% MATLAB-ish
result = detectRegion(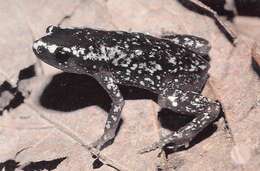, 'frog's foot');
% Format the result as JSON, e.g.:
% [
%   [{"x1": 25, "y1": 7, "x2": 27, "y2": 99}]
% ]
[
  {"x1": 138, "y1": 142, "x2": 161, "y2": 154},
  {"x1": 141, "y1": 89, "x2": 221, "y2": 154},
  {"x1": 89, "y1": 138, "x2": 104, "y2": 152},
  {"x1": 139, "y1": 133, "x2": 192, "y2": 154},
  {"x1": 89, "y1": 129, "x2": 116, "y2": 151}
]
